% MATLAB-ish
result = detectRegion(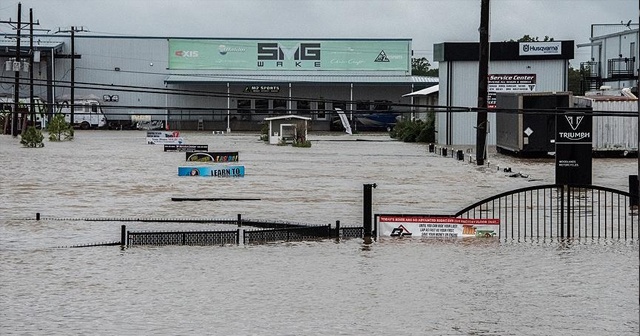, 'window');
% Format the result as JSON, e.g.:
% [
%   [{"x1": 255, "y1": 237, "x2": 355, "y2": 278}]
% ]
[
  {"x1": 297, "y1": 100, "x2": 310, "y2": 116},
  {"x1": 255, "y1": 99, "x2": 268, "y2": 118},
  {"x1": 237, "y1": 99, "x2": 251, "y2": 121},
  {"x1": 316, "y1": 101, "x2": 327, "y2": 120},
  {"x1": 273, "y1": 99, "x2": 287, "y2": 115},
  {"x1": 356, "y1": 101, "x2": 371, "y2": 112},
  {"x1": 373, "y1": 100, "x2": 391, "y2": 111},
  {"x1": 91, "y1": 103, "x2": 98, "y2": 113}
]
